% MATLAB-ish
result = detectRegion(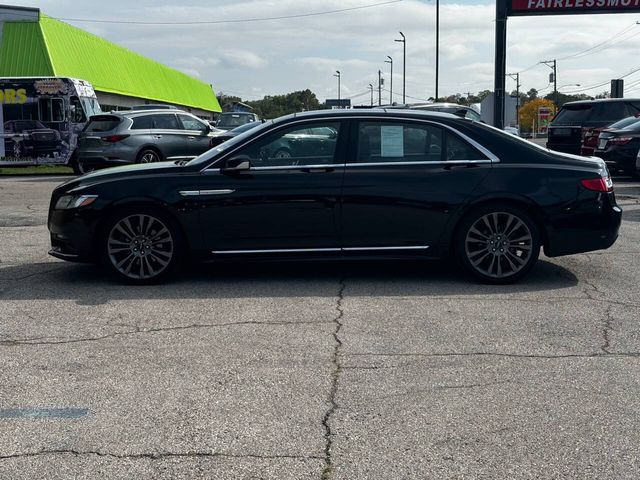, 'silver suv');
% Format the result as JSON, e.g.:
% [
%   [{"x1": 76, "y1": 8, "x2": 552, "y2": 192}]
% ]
[{"x1": 74, "y1": 110, "x2": 216, "y2": 173}]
